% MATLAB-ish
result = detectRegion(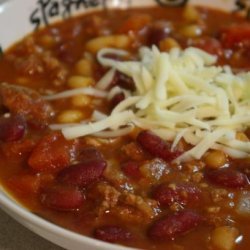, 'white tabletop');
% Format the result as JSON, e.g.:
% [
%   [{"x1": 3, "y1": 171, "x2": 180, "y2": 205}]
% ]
[{"x1": 0, "y1": 209, "x2": 63, "y2": 250}]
